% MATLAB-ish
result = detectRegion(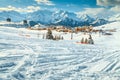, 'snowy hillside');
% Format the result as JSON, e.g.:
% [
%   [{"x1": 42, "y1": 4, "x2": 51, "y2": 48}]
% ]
[{"x1": 0, "y1": 21, "x2": 120, "y2": 80}]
